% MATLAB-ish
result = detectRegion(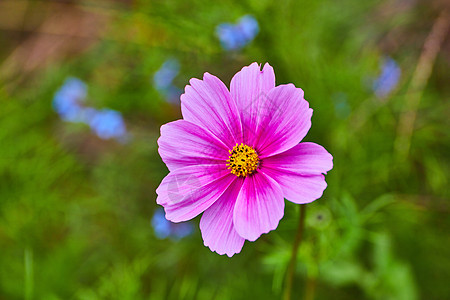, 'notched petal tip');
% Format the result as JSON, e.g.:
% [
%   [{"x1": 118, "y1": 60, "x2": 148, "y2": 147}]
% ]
[
  {"x1": 155, "y1": 195, "x2": 164, "y2": 205},
  {"x1": 239, "y1": 62, "x2": 265, "y2": 73},
  {"x1": 262, "y1": 62, "x2": 273, "y2": 69},
  {"x1": 155, "y1": 190, "x2": 168, "y2": 206},
  {"x1": 188, "y1": 77, "x2": 202, "y2": 87},
  {"x1": 249, "y1": 61, "x2": 260, "y2": 68},
  {"x1": 203, "y1": 241, "x2": 243, "y2": 257},
  {"x1": 250, "y1": 62, "x2": 274, "y2": 73},
  {"x1": 202, "y1": 72, "x2": 215, "y2": 81},
  {"x1": 297, "y1": 87, "x2": 306, "y2": 99},
  {"x1": 243, "y1": 220, "x2": 282, "y2": 242},
  {"x1": 180, "y1": 84, "x2": 193, "y2": 102}
]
